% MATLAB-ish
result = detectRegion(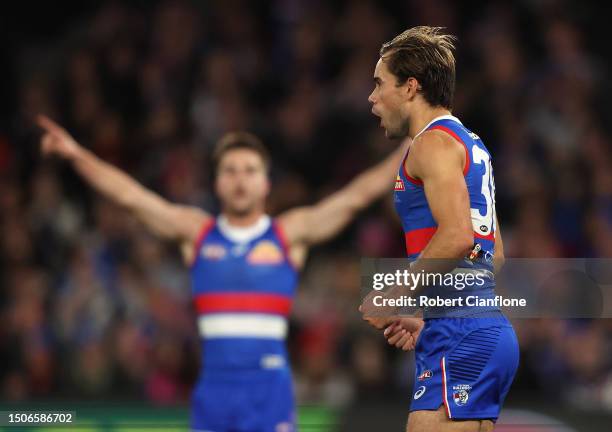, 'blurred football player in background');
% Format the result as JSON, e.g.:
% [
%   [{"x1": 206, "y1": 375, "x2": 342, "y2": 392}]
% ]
[{"x1": 39, "y1": 116, "x2": 403, "y2": 432}]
